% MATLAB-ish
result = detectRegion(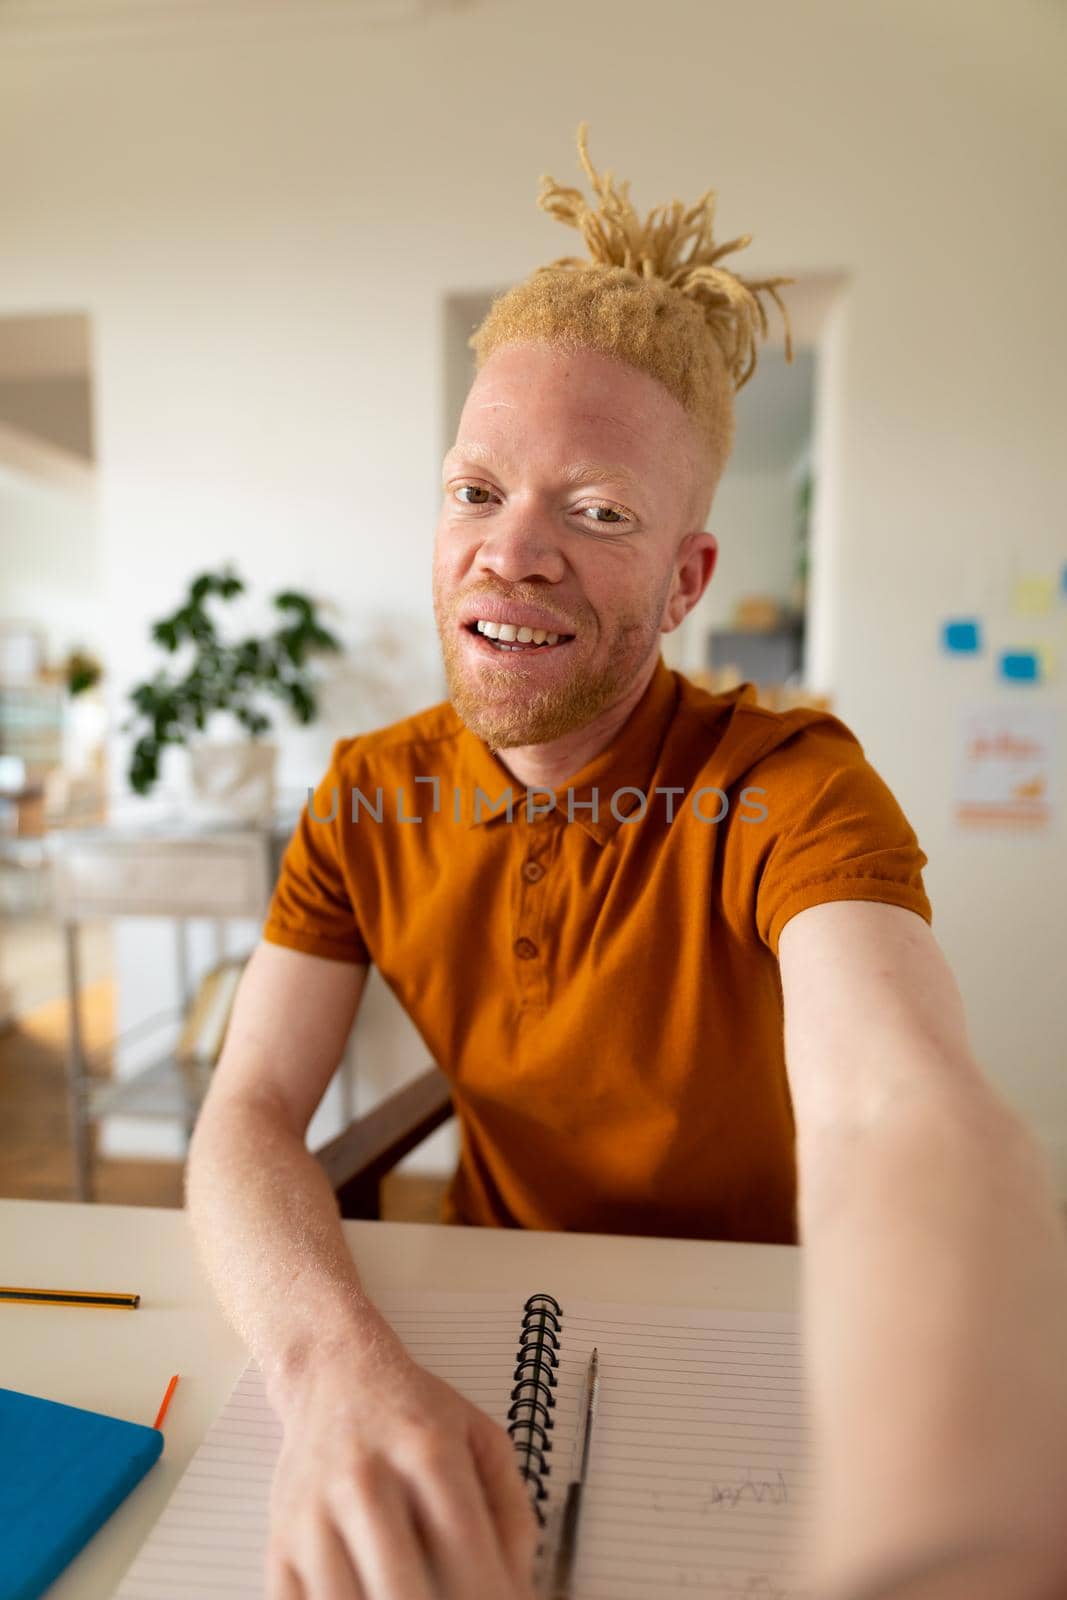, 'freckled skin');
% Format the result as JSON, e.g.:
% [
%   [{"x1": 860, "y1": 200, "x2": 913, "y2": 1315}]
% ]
[{"x1": 432, "y1": 341, "x2": 718, "y2": 783}]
